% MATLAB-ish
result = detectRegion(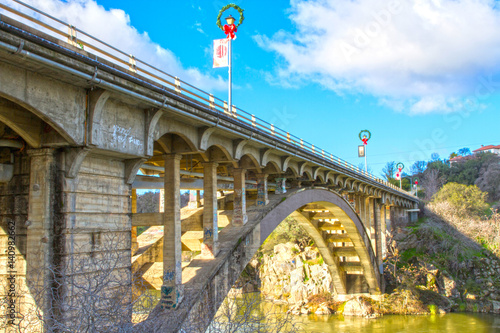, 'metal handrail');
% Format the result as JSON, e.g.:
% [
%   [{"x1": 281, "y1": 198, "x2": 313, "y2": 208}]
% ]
[{"x1": 0, "y1": 0, "x2": 414, "y2": 197}]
